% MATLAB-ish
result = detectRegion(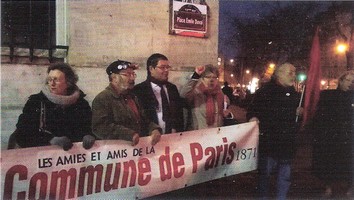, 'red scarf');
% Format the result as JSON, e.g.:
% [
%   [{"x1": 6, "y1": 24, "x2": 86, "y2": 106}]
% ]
[
  {"x1": 125, "y1": 96, "x2": 140, "y2": 120},
  {"x1": 205, "y1": 94, "x2": 215, "y2": 125},
  {"x1": 198, "y1": 83, "x2": 223, "y2": 126}
]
